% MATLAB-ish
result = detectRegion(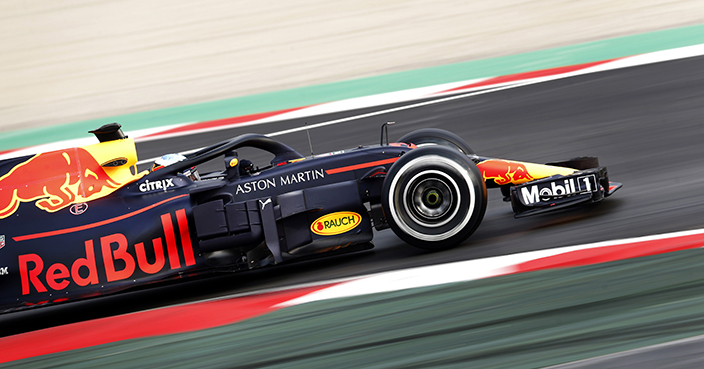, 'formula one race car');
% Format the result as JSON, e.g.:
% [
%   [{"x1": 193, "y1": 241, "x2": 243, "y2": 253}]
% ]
[{"x1": 0, "y1": 124, "x2": 621, "y2": 312}]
